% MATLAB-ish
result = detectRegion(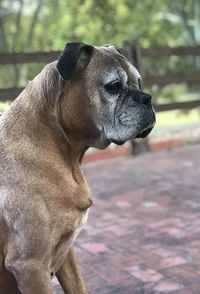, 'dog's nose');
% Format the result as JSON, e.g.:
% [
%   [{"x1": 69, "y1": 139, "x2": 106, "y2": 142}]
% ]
[{"x1": 134, "y1": 91, "x2": 152, "y2": 105}]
